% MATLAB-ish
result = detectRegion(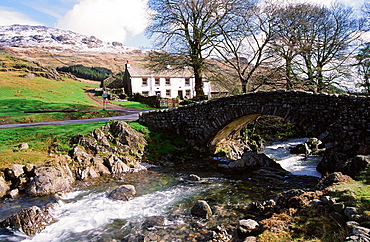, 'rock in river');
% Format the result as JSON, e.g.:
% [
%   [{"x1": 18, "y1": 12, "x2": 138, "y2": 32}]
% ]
[
  {"x1": 0, "y1": 205, "x2": 54, "y2": 236},
  {"x1": 191, "y1": 200, "x2": 212, "y2": 219},
  {"x1": 108, "y1": 185, "x2": 136, "y2": 201}
]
